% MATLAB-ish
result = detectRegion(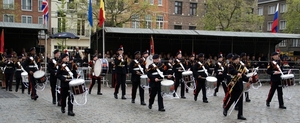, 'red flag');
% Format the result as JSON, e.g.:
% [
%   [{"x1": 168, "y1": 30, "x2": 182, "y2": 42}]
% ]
[
  {"x1": 150, "y1": 35, "x2": 154, "y2": 55},
  {"x1": 98, "y1": 0, "x2": 105, "y2": 27},
  {"x1": 0, "y1": 29, "x2": 4, "y2": 54}
]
